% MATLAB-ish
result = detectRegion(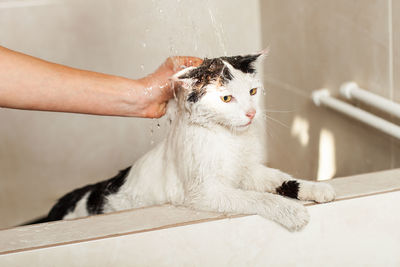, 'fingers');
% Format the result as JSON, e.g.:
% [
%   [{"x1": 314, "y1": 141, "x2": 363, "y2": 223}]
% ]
[
  {"x1": 168, "y1": 56, "x2": 203, "y2": 71},
  {"x1": 181, "y1": 56, "x2": 203, "y2": 67},
  {"x1": 152, "y1": 102, "x2": 167, "y2": 118}
]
